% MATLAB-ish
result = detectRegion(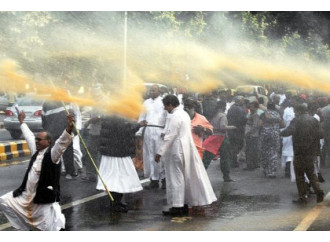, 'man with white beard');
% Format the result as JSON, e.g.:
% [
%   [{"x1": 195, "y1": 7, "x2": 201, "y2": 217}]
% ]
[
  {"x1": 155, "y1": 95, "x2": 217, "y2": 216},
  {"x1": 137, "y1": 85, "x2": 167, "y2": 189}
]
